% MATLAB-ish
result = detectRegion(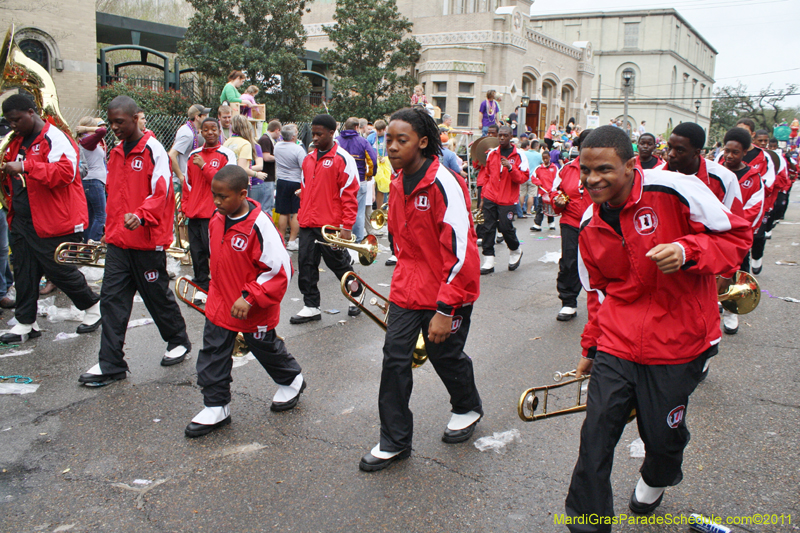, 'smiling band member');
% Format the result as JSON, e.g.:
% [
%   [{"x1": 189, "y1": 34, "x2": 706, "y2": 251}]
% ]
[
  {"x1": 79, "y1": 96, "x2": 191, "y2": 387},
  {"x1": 360, "y1": 107, "x2": 482, "y2": 472},
  {"x1": 564, "y1": 126, "x2": 751, "y2": 529},
  {"x1": 0, "y1": 95, "x2": 102, "y2": 343}
]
